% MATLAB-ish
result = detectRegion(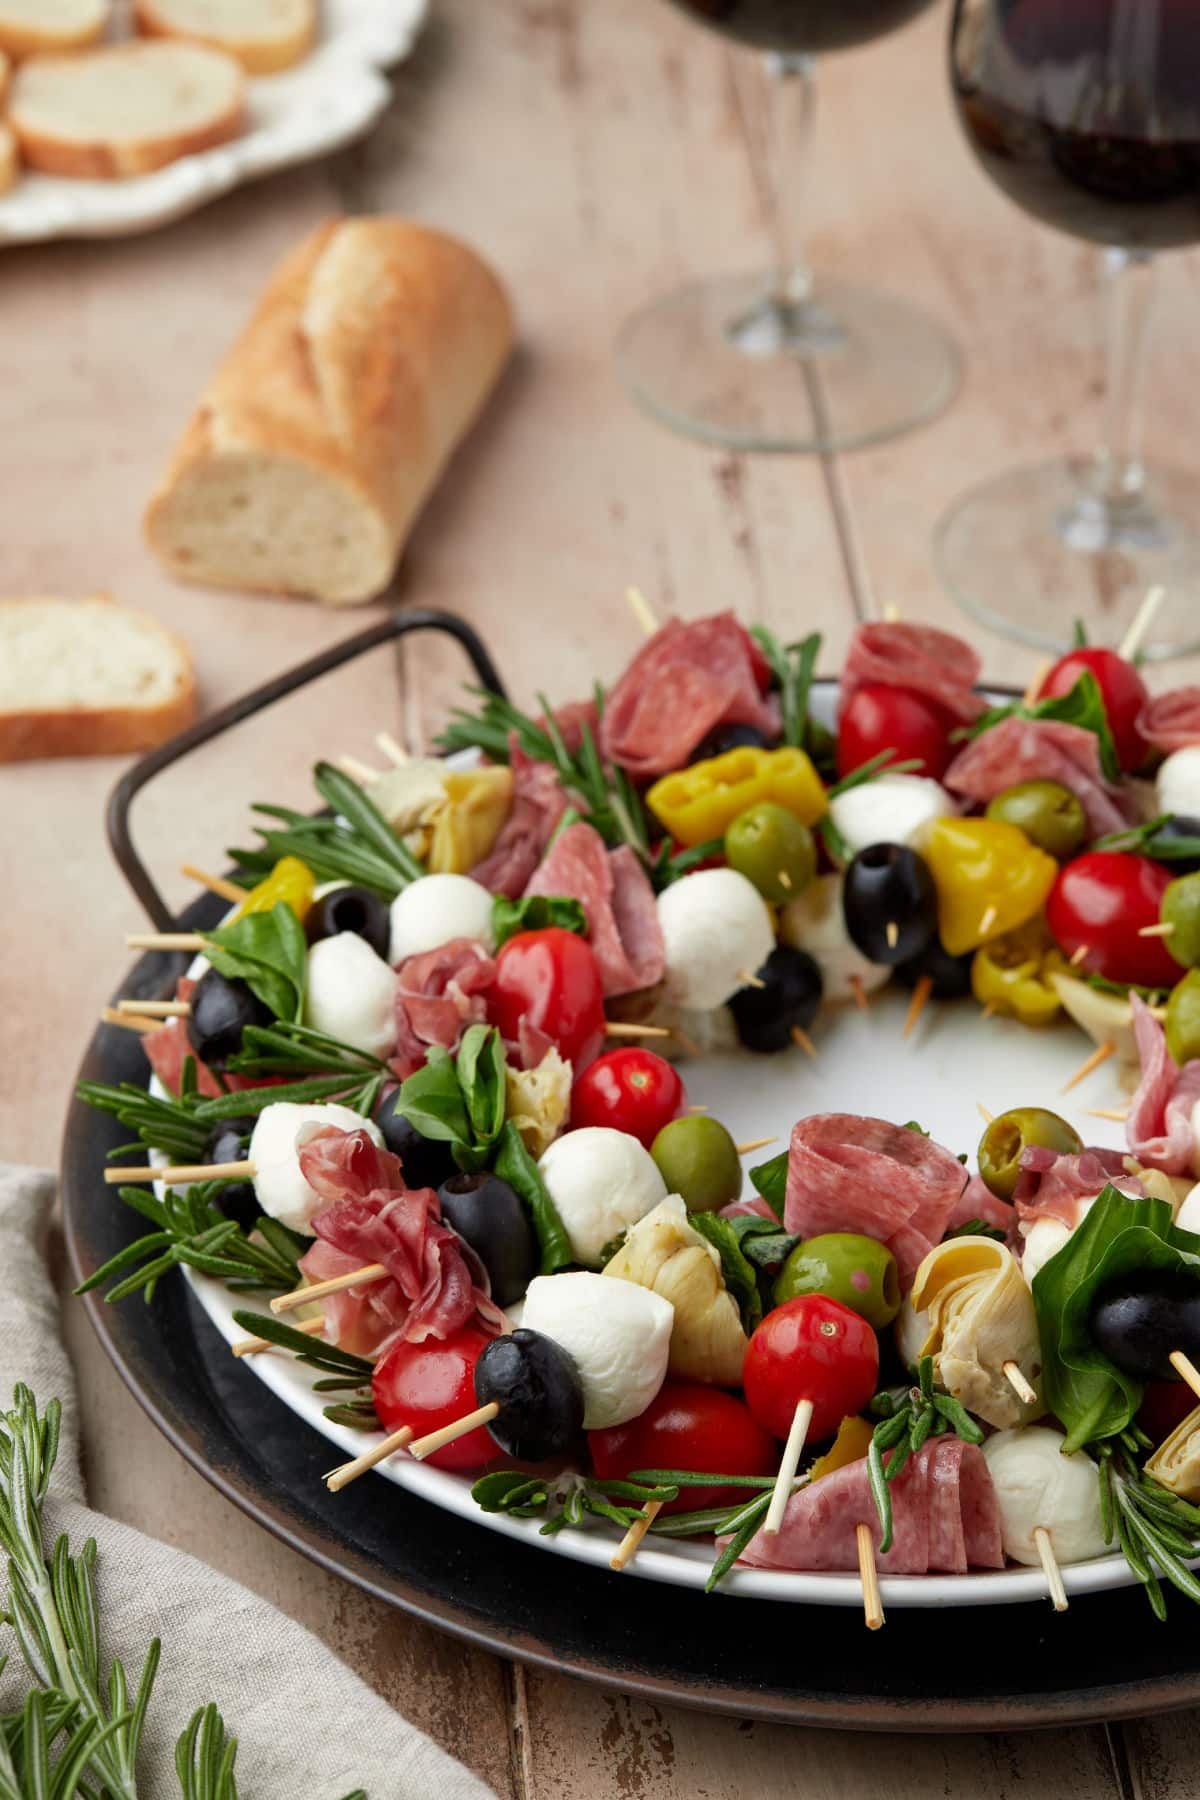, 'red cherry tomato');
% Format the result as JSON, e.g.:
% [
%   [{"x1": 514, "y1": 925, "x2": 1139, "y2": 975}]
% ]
[
  {"x1": 1037, "y1": 647, "x2": 1150, "y2": 772},
  {"x1": 588, "y1": 1381, "x2": 776, "y2": 1515},
  {"x1": 570, "y1": 1047, "x2": 686, "y2": 1147},
  {"x1": 837, "y1": 684, "x2": 954, "y2": 782},
  {"x1": 742, "y1": 1295, "x2": 879, "y2": 1443},
  {"x1": 372, "y1": 1326, "x2": 499, "y2": 1473},
  {"x1": 489, "y1": 928, "x2": 606, "y2": 1072},
  {"x1": 1046, "y1": 851, "x2": 1178, "y2": 988},
  {"x1": 1138, "y1": 1379, "x2": 1198, "y2": 1444}
]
